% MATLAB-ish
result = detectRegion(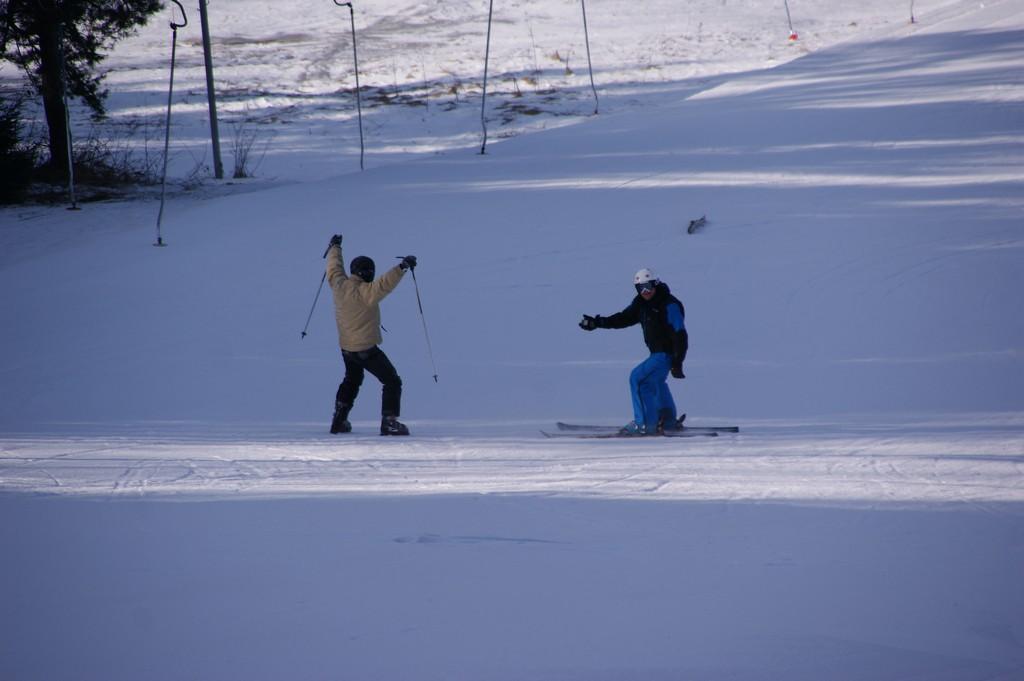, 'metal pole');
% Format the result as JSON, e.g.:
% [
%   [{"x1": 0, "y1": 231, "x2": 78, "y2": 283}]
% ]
[
  {"x1": 348, "y1": 3, "x2": 365, "y2": 170},
  {"x1": 910, "y1": 0, "x2": 917, "y2": 24},
  {"x1": 334, "y1": 1, "x2": 365, "y2": 170},
  {"x1": 197, "y1": 0, "x2": 224, "y2": 179},
  {"x1": 155, "y1": 1, "x2": 187, "y2": 247},
  {"x1": 580, "y1": 0, "x2": 598, "y2": 114},
  {"x1": 301, "y1": 272, "x2": 327, "y2": 339},
  {"x1": 57, "y1": 27, "x2": 79, "y2": 210},
  {"x1": 63, "y1": 98, "x2": 78, "y2": 210},
  {"x1": 409, "y1": 267, "x2": 438, "y2": 382},
  {"x1": 480, "y1": 0, "x2": 494, "y2": 154},
  {"x1": 783, "y1": 0, "x2": 798, "y2": 41}
]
